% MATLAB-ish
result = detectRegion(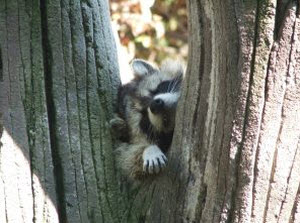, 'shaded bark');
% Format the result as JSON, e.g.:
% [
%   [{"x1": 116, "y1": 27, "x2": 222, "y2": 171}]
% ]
[
  {"x1": 0, "y1": 0, "x2": 299, "y2": 223},
  {"x1": 0, "y1": 0, "x2": 58, "y2": 222},
  {"x1": 0, "y1": 0, "x2": 122, "y2": 222},
  {"x1": 139, "y1": 0, "x2": 300, "y2": 223}
]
